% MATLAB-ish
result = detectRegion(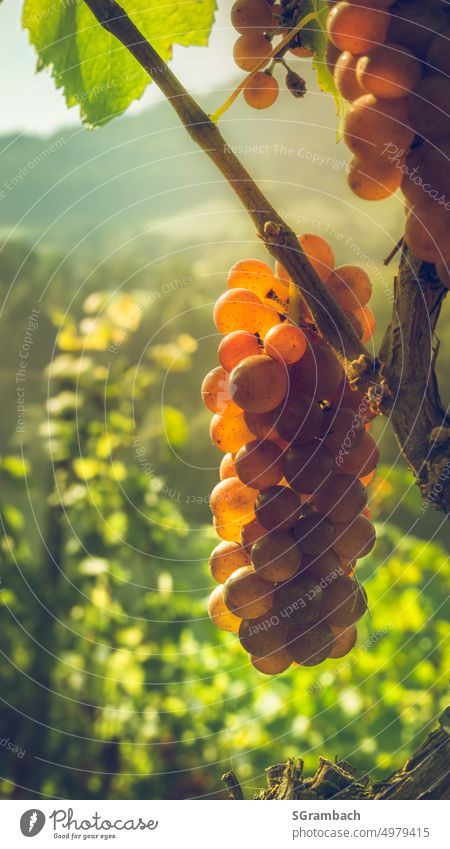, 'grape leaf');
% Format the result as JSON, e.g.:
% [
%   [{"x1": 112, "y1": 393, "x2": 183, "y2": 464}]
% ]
[
  {"x1": 295, "y1": 0, "x2": 346, "y2": 130},
  {"x1": 22, "y1": 0, "x2": 217, "y2": 127}
]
